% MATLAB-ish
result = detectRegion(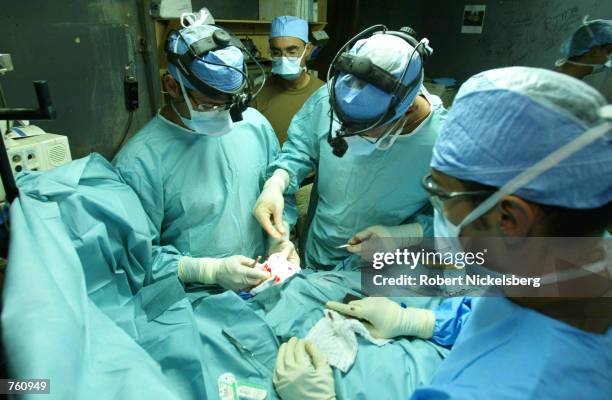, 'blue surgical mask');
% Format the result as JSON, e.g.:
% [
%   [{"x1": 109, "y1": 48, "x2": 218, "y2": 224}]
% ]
[
  {"x1": 272, "y1": 49, "x2": 307, "y2": 80},
  {"x1": 344, "y1": 135, "x2": 377, "y2": 156},
  {"x1": 173, "y1": 103, "x2": 233, "y2": 136},
  {"x1": 345, "y1": 116, "x2": 409, "y2": 156},
  {"x1": 174, "y1": 74, "x2": 234, "y2": 136},
  {"x1": 433, "y1": 208, "x2": 463, "y2": 254}
]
